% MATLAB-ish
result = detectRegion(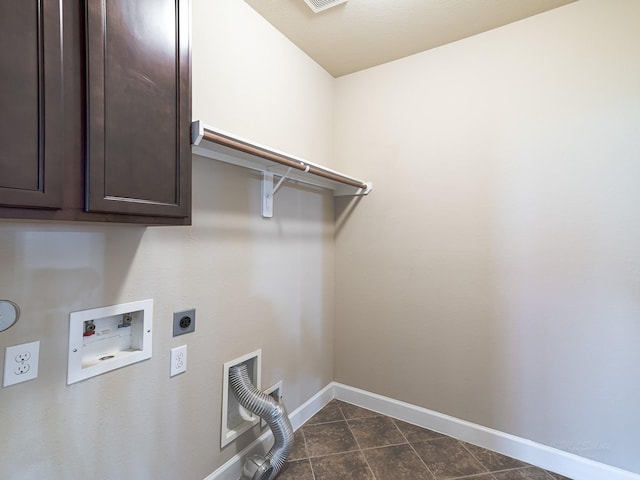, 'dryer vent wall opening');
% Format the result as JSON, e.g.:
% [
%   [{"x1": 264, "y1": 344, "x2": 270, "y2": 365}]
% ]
[{"x1": 229, "y1": 364, "x2": 294, "y2": 480}]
